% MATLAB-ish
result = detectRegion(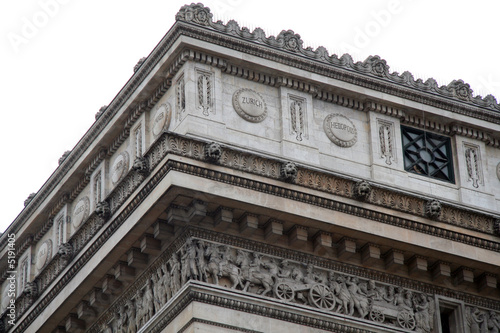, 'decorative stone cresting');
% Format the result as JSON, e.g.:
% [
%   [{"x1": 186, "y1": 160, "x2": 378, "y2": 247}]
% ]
[
  {"x1": 133, "y1": 57, "x2": 146, "y2": 73},
  {"x1": 23, "y1": 193, "x2": 36, "y2": 207},
  {"x1": 58, "y1": 151, "x2": 71, "y2": 165},
  {"x1": 175, "y1": 3, "x2": 500, "y2": 114},
  {"x1": 95, "y1": 105, "x2": 107, "y2": 120}
]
